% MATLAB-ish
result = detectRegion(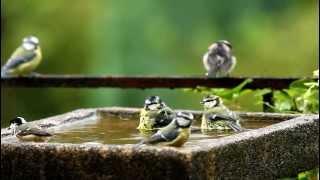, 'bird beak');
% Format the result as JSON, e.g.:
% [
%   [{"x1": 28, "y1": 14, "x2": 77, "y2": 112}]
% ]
[{"x1": 200, "y1": 101, "x2": 205, "y2": 105}]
